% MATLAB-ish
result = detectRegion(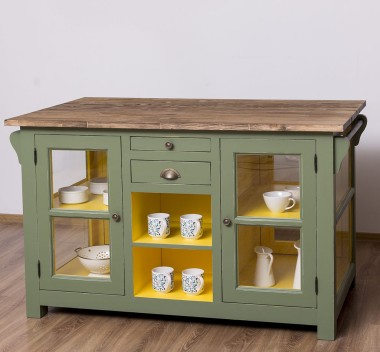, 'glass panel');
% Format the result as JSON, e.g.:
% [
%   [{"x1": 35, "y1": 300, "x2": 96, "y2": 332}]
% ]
[
  {"x1": 50, "y1": 150, "x2": 108, "y2": 211},
  {"x1": 335, "y1": 203, "x2": 352, "y2": 291},
  {"x1": 236, "y1": 154, "x2": 301, "y2": 219},
  {"x1": 237, "y1": 225, "x2": 301, "y2": 290},
  {"x1": 53, "y1": 217, "x2": 110, "y2": 279},
  {"x1": 335, "y1": 148, "x2": 352, "y2": 210}
]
